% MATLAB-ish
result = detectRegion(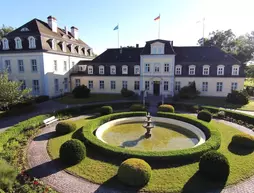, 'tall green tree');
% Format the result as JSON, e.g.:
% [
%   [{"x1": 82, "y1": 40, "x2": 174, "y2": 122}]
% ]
[
  {"x1": 0, "y1": 25, "x2": 14, "y2": 39},
  {"x1": 0, "y1": 72, "x2": 31, "y2": 110}
]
